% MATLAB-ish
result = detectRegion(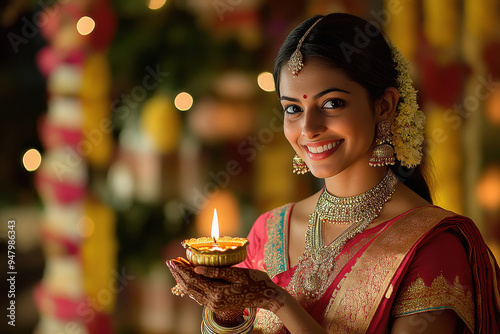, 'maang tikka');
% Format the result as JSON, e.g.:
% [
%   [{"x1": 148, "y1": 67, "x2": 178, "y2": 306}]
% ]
[
  {"x1": 369, "y1": 120, "x2": 395, "y2": 167},
  {"x1": 288, "y1": 17, "x2": 324, "y2": 77}
]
